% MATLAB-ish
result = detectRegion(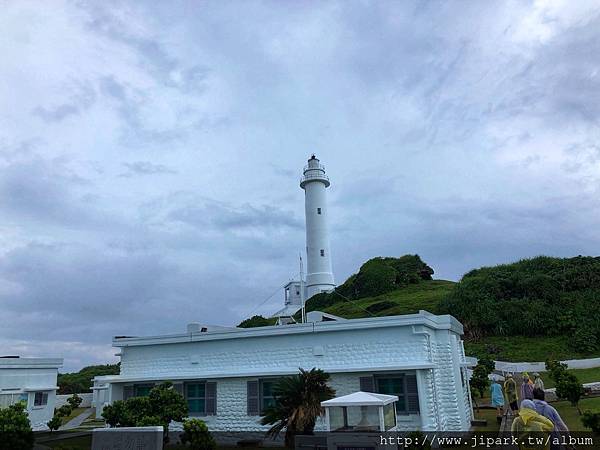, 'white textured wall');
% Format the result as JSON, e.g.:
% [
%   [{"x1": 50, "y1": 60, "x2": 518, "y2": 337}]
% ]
[
  {"x1": 55, "y1": 393, "x2": 93, "y2": 408},
  {"x1": 0, "y1": 366, "x2": 60, "y2": 431},
  {"x1": 119, "y1": 327, "x2": 429, "y2": 379},
  {"x1": 105, "y1": 320, "x2": 472, "y2": 431}
]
